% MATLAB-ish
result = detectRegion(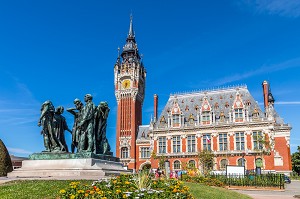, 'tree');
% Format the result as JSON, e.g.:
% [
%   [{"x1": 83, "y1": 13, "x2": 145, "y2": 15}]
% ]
[
  {"x1": 292, "y1": 146, "x2": 300, "y2": 175},
  {"x1": 198, "y1": 150, "x2": 214, "y2": 175},
  {"x1": 151, "y1": 151, "x2": 166, "y2": 169},
  {"x1": 0, "y1": 139, "x2": 13, "y2": 176}
]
